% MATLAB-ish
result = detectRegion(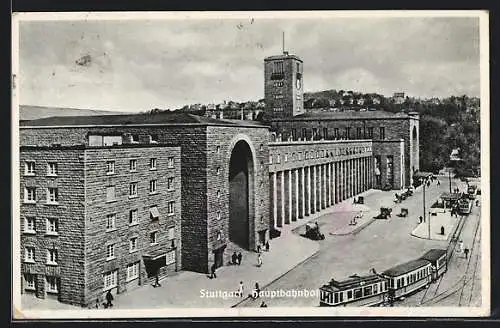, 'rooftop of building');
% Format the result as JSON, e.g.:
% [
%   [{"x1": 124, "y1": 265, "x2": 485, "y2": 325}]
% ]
[
  {"x1": 271, "y1": 110, "x2": 419, "y2": 121},
  {"x1": 20, "y1": 106, "x2": 269, "y2": 129},
  {"x1": 264, "y1": 53, "x2": 303, "y2": 62}
]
